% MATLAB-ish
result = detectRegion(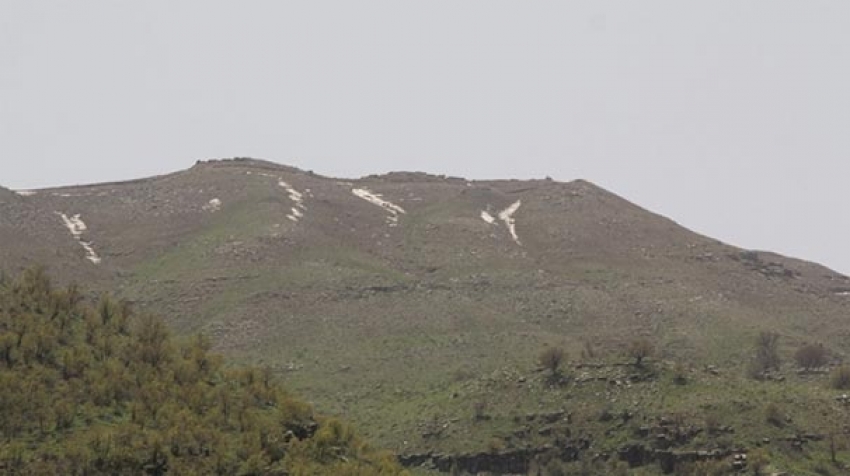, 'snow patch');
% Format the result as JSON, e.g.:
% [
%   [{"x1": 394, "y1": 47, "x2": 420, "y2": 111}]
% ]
[
  {"x1": 15, "y1": 190, "x2": 37, "y2": 197},
  {"x1": 79, "y1": 242, "x2": 101, "y2": 264},
  {"x1": 279, "y1": 181, "x2": 307, "y2": 222},
  {"x1": 55, "y1": 212, "x2": 102, "y2": 264},
  {"x1": 246, "y1": 171, "x2": 309, "y2": 224},
  {"x1": 480, "y1": 211, "x2": 496, "y2": 225},
  {"x1": 352, "y1": 188, "x2": 406, "y2": 226},
  {"x1": 498, "y1": 200, "x2": 522, "y2": 245},
  {"x1": 203, "y1": 198, "x2": 222, "y2": 212}
]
